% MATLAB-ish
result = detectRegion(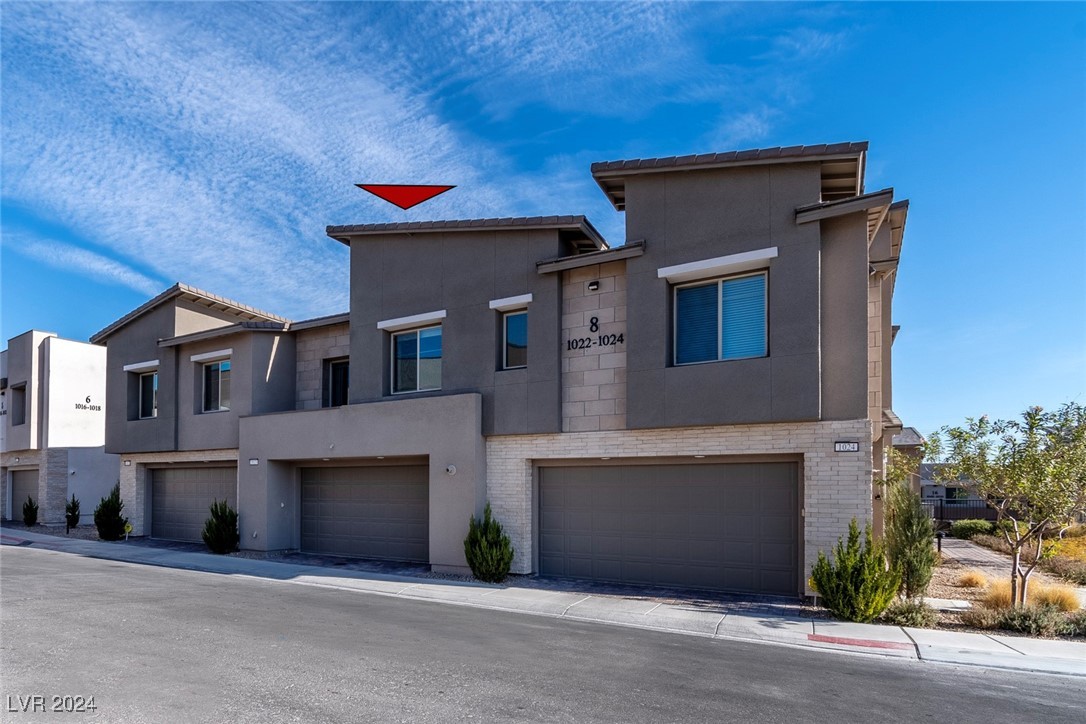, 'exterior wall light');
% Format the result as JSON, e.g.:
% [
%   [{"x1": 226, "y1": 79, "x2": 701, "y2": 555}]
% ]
[
  {"x1": 248, "y1": 458, "x2": 259, "y2": 466},
  {"x1": 123, "y1": 460, "x2": 131, "y2": 466},
  {"x1": 445, "y1": 465, "x2": 457, "y2": 476},
  {"x1": 587, "y1": 281, "x2": 600, "y2": 291}
]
